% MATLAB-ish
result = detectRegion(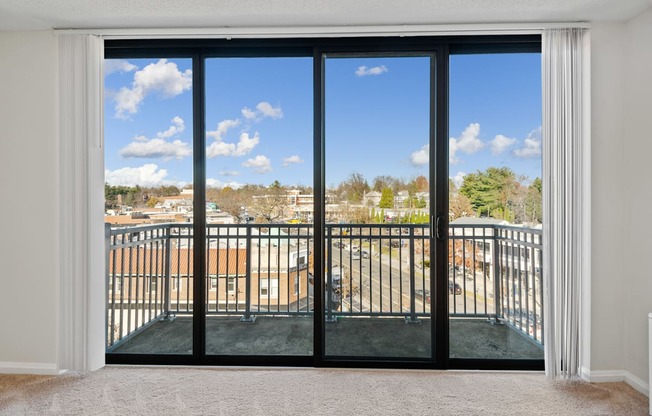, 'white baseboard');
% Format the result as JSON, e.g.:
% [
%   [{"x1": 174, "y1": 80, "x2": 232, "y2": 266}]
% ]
[
  {"x1": 0, "y1": 361, "x2": 60, "y2": 375},
  {"x1": 581, "y1": 367, "x2": 650, "y2": 397},
  {"x1": 625, "y1": 372, "x2": 651, "y2": 398}
]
